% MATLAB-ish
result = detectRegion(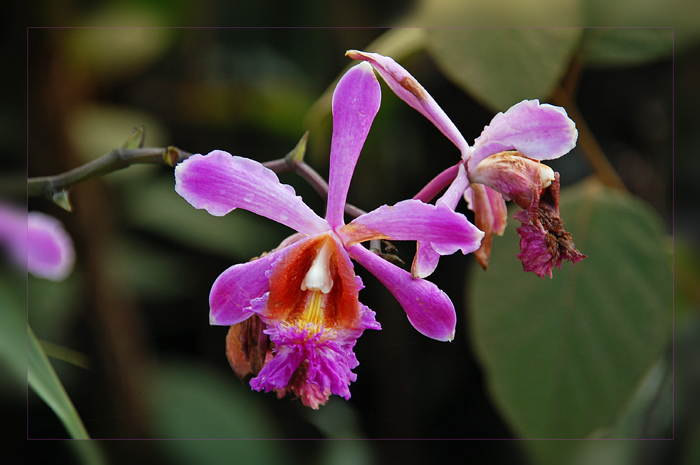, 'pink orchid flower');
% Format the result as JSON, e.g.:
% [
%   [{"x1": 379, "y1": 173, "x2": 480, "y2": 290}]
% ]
[
  {"x1": 348, "y1": 50, "x2": 586, "y2": 279},
  {"x1": 0, "y1": 202, "x2": 75, "y2": 281},
  {"x1": 174, "y1": 62, "x2": 484, "y2": 409}
]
